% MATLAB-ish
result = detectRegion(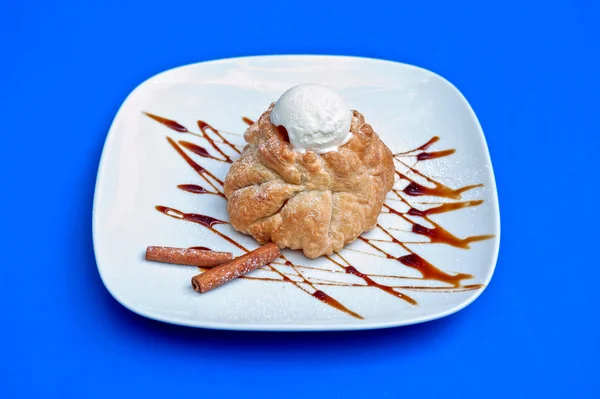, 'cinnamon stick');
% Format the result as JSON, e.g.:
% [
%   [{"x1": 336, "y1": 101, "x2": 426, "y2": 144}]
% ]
[
  {"x1": 191, "y1": 243, "x2": 280, "y2": 293},
  {"x1": 146, "y1": 246, "x2": 233, "y2": 267}
]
